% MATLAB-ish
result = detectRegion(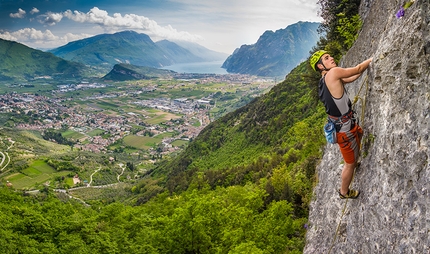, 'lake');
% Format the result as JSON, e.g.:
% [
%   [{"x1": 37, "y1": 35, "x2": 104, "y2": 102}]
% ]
[{"x1": 161, "y1": 61, "x2": 228, "y2": 74}]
